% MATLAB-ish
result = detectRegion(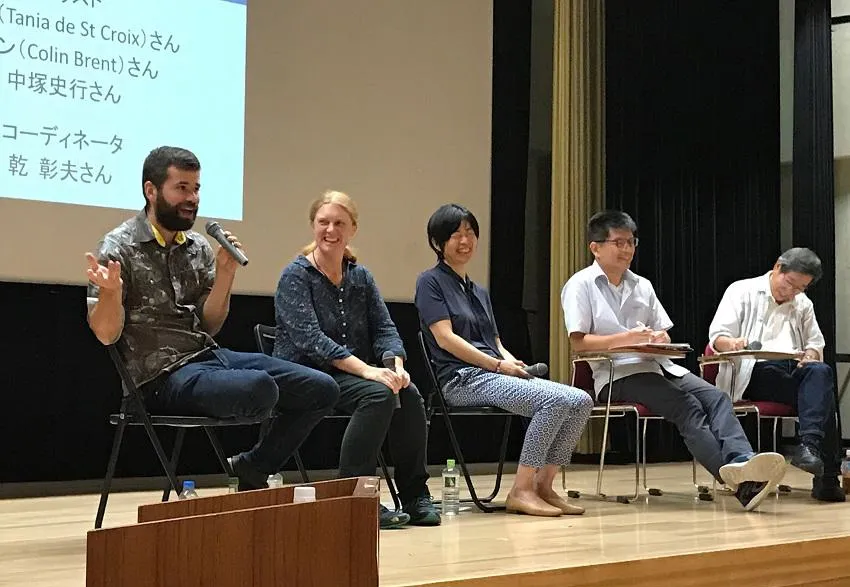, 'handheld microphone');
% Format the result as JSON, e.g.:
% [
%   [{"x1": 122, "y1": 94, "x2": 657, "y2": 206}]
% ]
[
  {"x1": 523, "y1": 363, "x2": 549, "y2": 378},
  {"x1": 381, "y1": 351, "x2": 402, "y2": 409},
  {"x1": 744, "y1": 341, "x2": 762, "y2": 351},
  {"x1": 205, "y1": 221, "x2": 249, "y2": 266}
]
